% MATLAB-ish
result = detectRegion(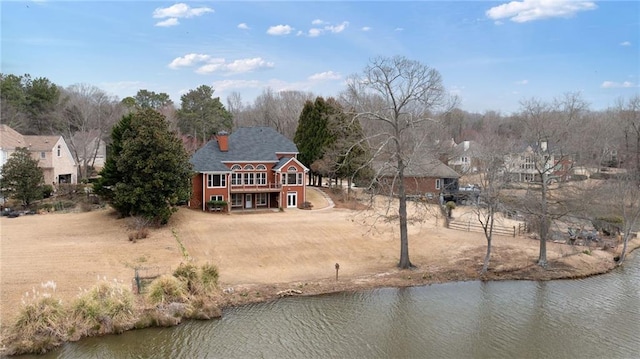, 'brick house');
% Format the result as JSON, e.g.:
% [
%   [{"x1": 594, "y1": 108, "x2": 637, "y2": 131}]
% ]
[
  {"x1": 188, "y1": 127, "x2": 309, "y2": 212},
  {"x1": 376, "y1": 155, "x2": 460, "y2": 202}
]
